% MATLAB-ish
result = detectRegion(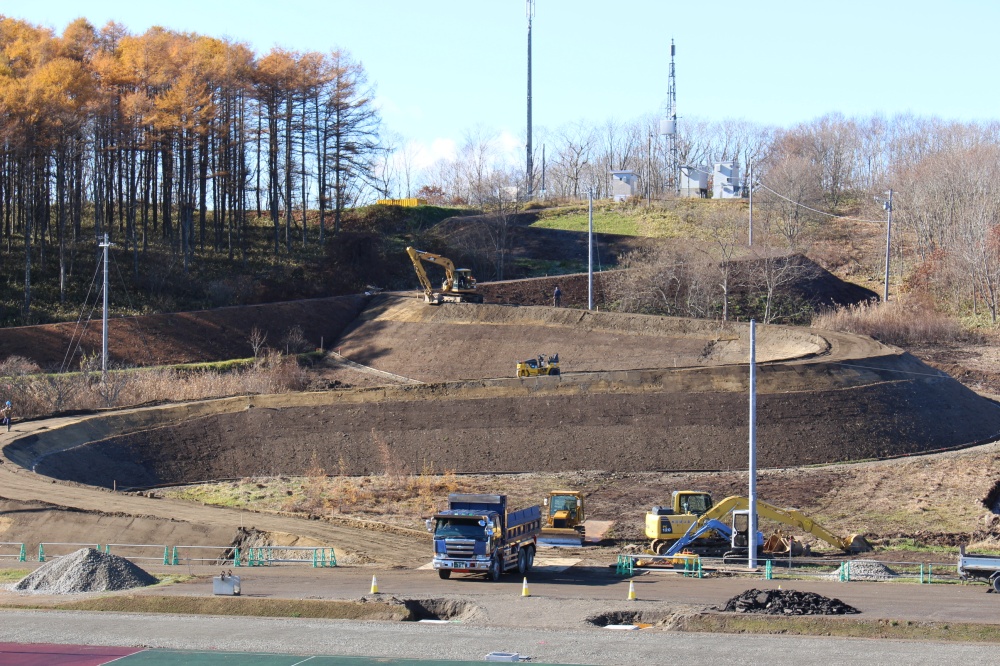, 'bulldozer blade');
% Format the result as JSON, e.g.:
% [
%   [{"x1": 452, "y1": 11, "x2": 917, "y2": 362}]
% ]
[
  {"x1": 845, "y1": 534, "x2": 873, "y2": 553},
  {"x1": 538, "y1": 530, "x2": 585, "y2": 547}
]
